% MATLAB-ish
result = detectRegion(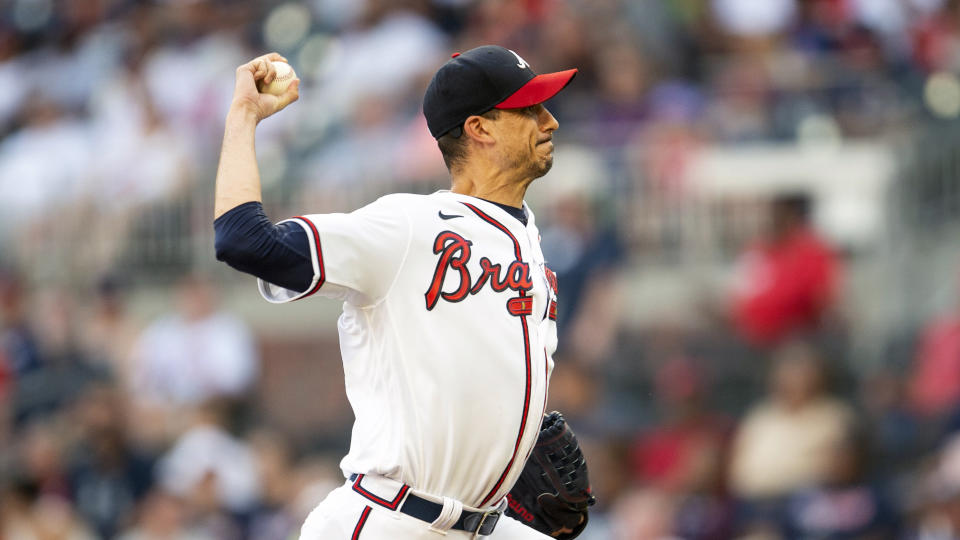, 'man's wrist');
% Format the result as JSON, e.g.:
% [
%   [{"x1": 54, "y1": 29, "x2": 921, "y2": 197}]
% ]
[{"x1": 226, "y1": 102, "x2": 260, "y2": 125}]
